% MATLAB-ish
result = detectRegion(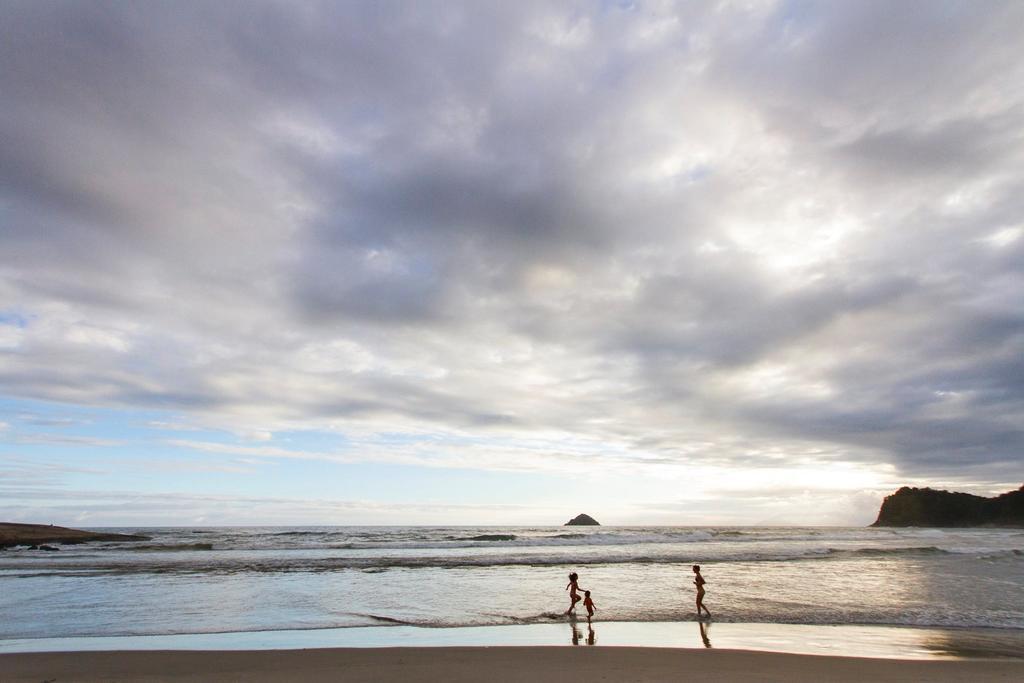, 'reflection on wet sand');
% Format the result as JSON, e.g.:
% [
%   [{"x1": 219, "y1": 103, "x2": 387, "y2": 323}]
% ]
[
  {"x1": 923, "y1": 628, "x2": 1024, "y2": 659},
  {"x1": 570, "y1": 619, "x2": 597, "y2": 646},
  {"x1": 679, "y1": 623, "x2": 1024, "y2": 660},
  {"x1": 699, "y1": 621, "x2": 712, "y2": 648}
]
